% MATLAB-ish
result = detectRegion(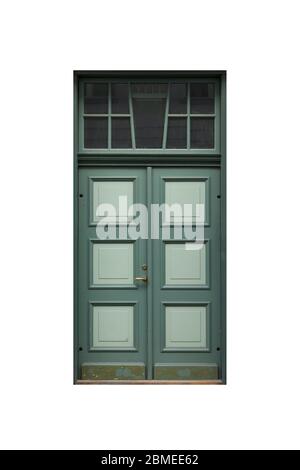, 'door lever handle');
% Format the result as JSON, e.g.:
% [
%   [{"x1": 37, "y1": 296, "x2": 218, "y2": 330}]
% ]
[{"x1": 135, "y1": 276, "x2": 148, "y2": 282}]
